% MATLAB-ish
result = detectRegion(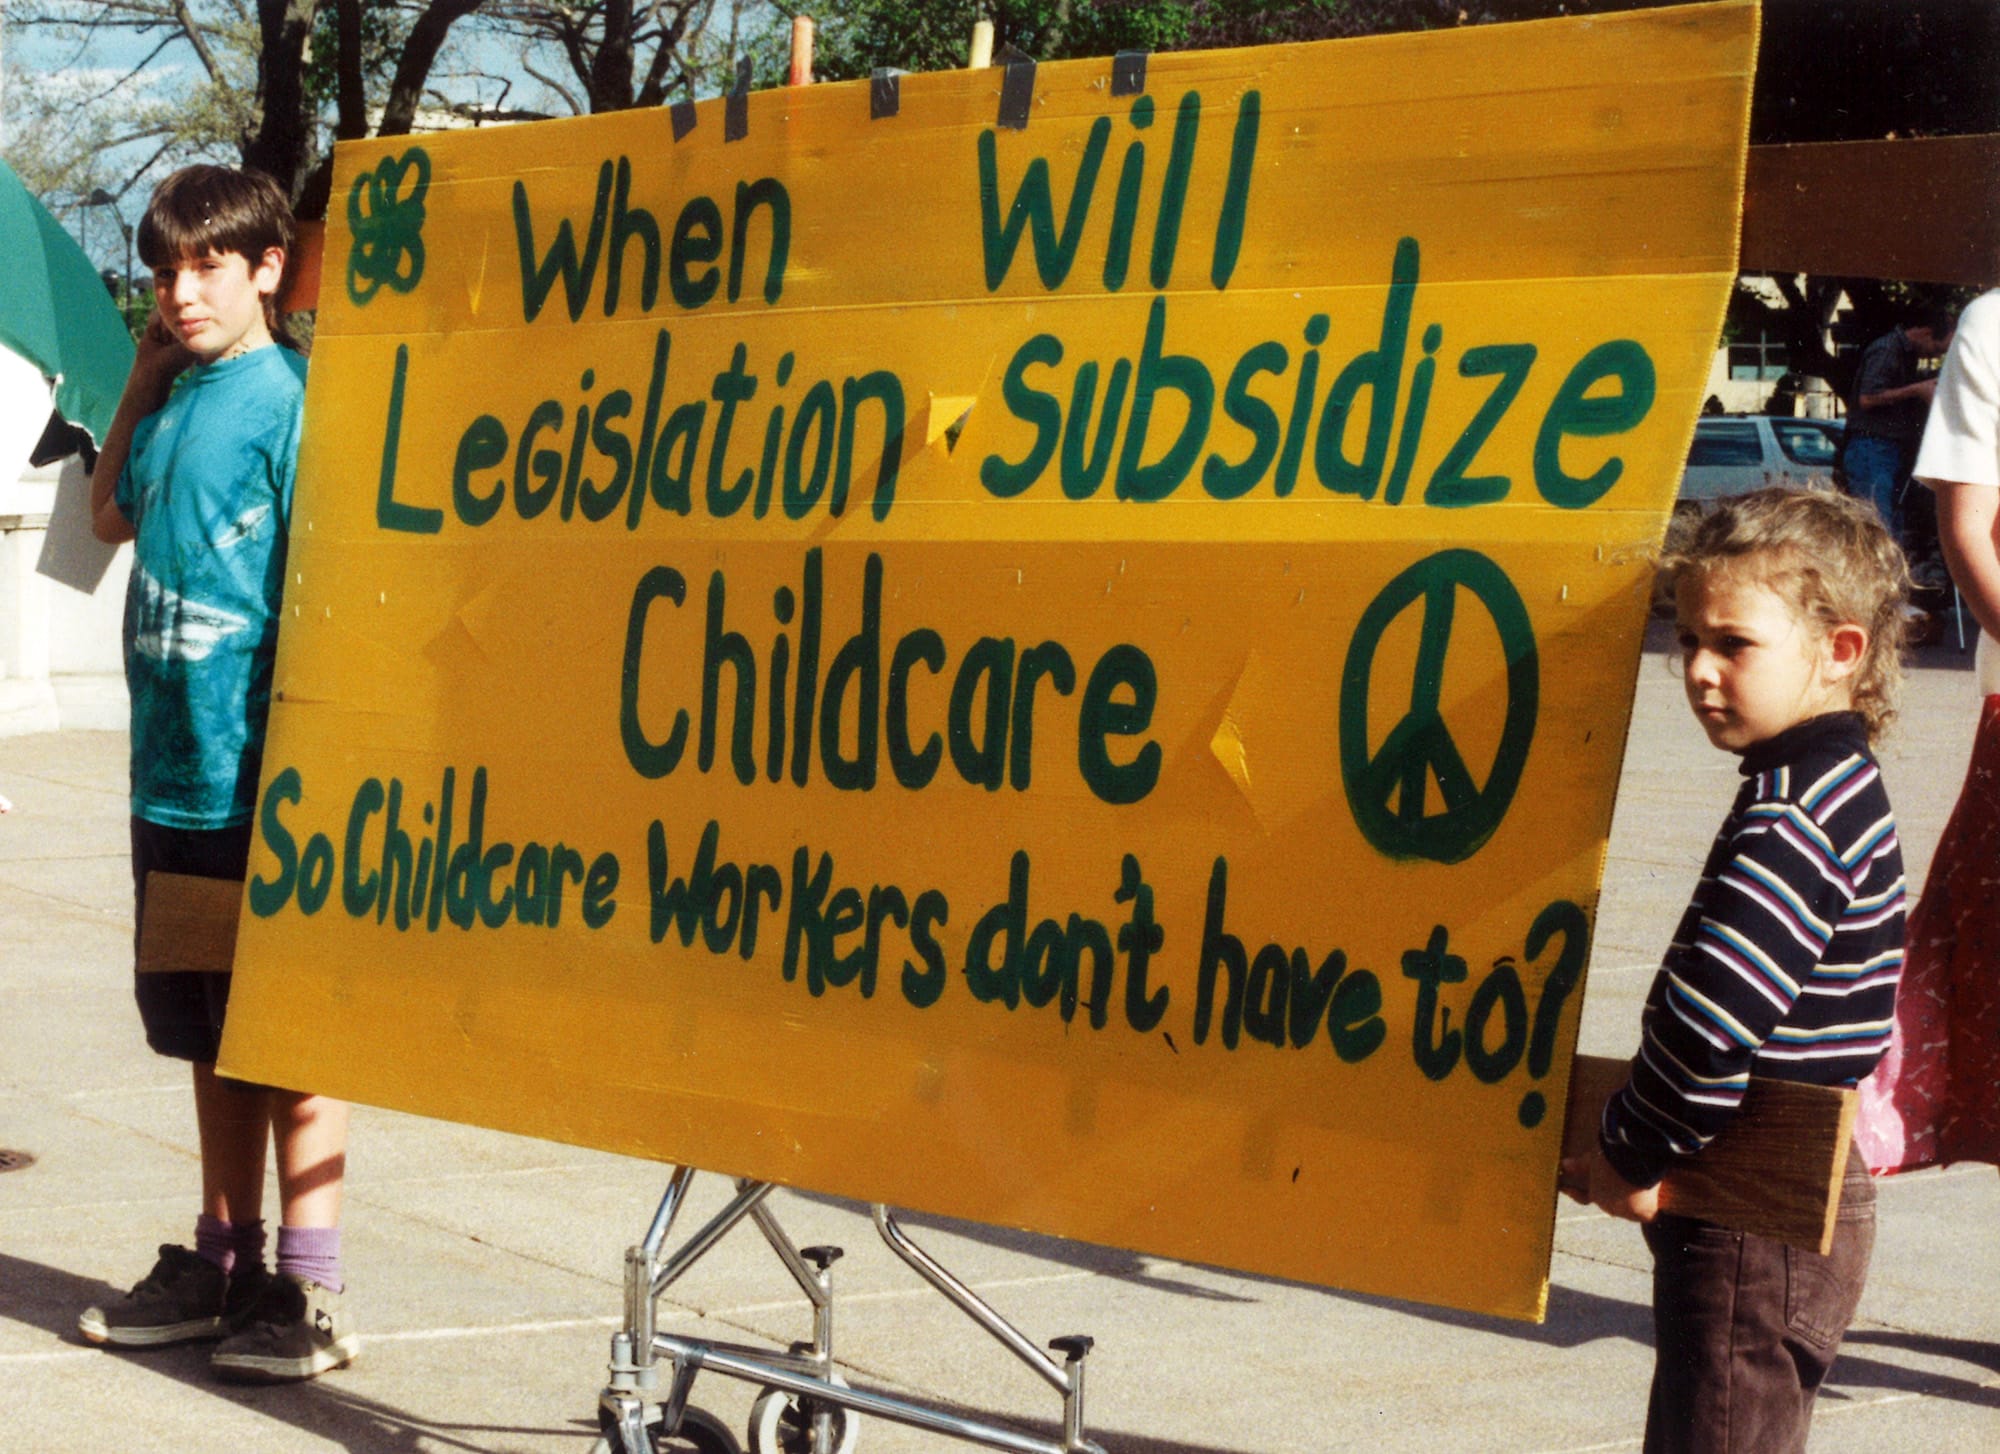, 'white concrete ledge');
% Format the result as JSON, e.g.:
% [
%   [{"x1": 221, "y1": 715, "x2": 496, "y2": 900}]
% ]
[
  {"x1": 0, "y1": 676, "x2": 59, "y2": 737},
  {"x1": 0, "y1": 674, "x2": 126, "y2": 738}
]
